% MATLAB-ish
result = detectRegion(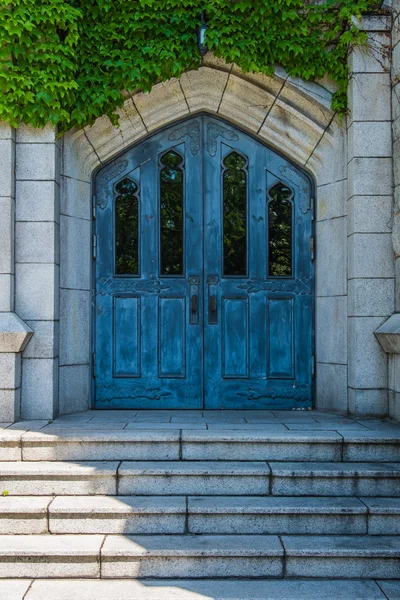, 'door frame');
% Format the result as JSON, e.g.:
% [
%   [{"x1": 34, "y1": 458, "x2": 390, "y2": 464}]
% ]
[{"x1": 90, "y1": 112, "x2": 316, "y2": 410}]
